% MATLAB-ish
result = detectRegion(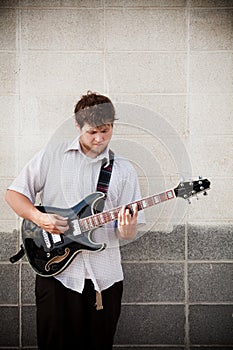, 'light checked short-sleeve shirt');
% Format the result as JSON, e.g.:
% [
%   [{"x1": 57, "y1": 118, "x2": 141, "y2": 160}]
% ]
[{"x1": 8, "y1": 137, "x2": 145, "y2": 293}]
